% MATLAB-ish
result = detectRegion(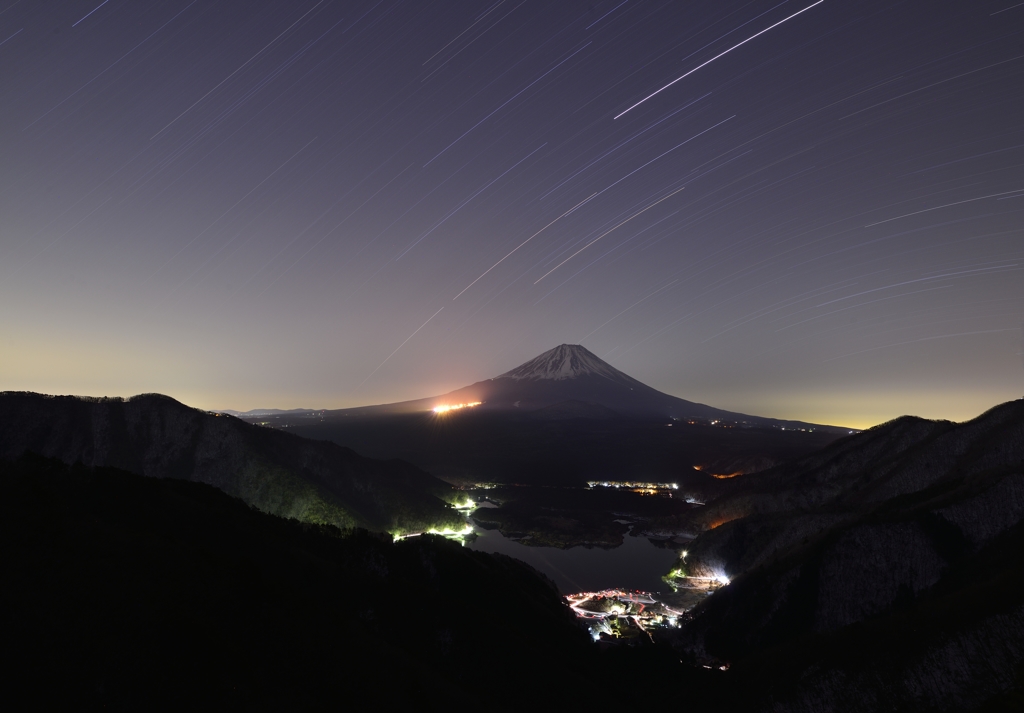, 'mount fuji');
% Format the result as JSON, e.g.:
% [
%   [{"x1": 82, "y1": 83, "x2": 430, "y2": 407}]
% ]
[
  {"x1": 240, "y1": 345, "x2": 848, "y2": 484},
  {"x1": 317, "y1": 344, "x2": 841, "y2": 432}
]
